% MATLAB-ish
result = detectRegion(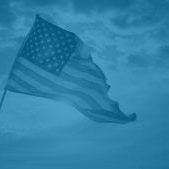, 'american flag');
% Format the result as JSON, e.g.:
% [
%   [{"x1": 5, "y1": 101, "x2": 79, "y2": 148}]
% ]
[{"x1": 6, "y1": 15, "x2": 136, "y2": 123}]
